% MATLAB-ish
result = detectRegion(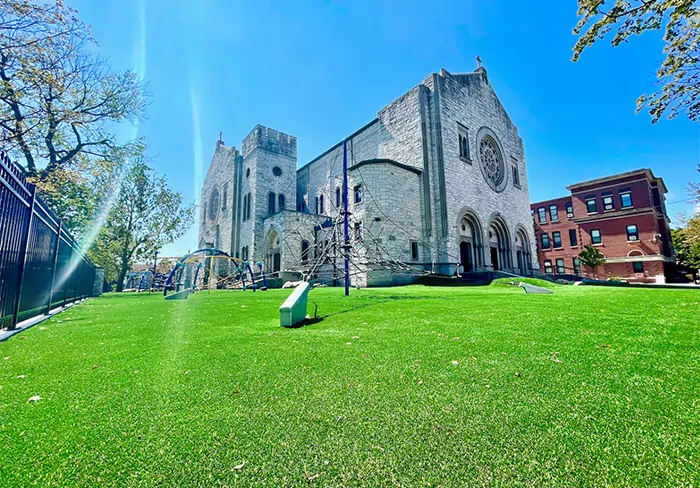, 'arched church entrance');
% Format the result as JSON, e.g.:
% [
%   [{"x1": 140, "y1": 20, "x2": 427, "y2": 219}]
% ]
[
  {"x1": 265, "y1": 229, "x2": 282, "y2": 275},
  {"x1": 487, "y1": 216, "x2": 512, "y2": 272},
  {"x1": 515, "y1": 226, "x2": 532, "y2": 275},
  {"x1": 458, "y1": 213, "x2": 484, "y2": 273}
]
